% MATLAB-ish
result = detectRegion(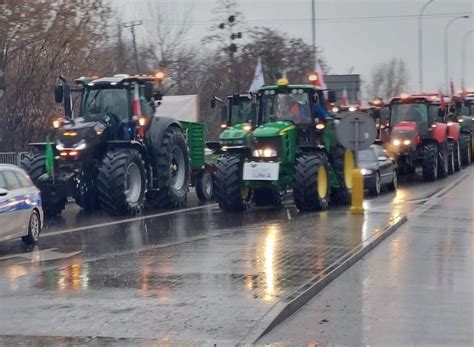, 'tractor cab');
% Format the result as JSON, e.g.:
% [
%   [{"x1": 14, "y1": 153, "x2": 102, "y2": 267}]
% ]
[{"x1": 258, "y1": 79, "x2": 335, "y2": 148}]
